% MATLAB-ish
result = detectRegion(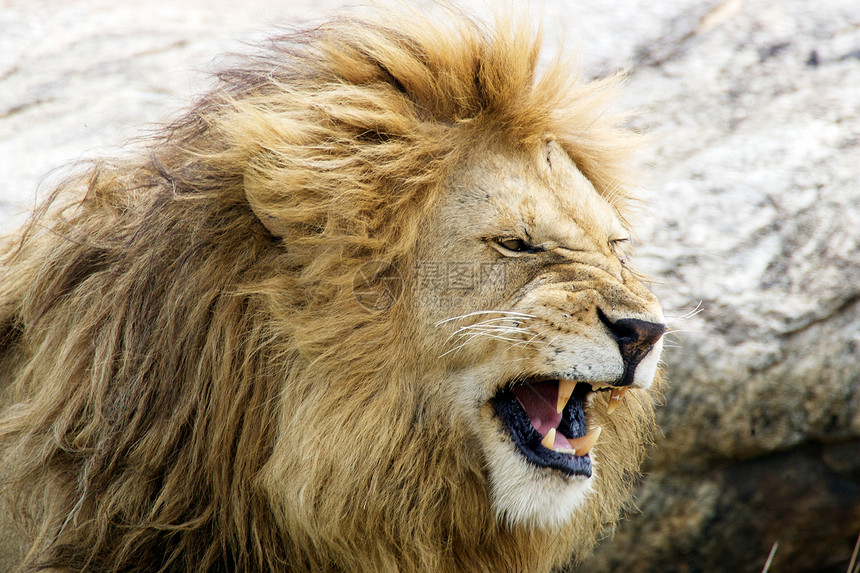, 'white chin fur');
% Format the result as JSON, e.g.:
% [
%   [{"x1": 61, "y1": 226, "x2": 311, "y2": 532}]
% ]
[{"x1": 484, "y1": 432, "x2": 593, "y2": 530}]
